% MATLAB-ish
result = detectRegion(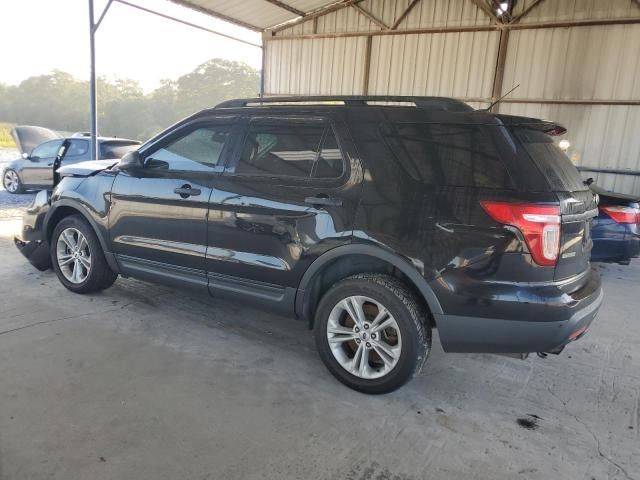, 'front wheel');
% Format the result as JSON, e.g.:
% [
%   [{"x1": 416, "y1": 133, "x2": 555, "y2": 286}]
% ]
[
  {"x1": 51, "y1": 215, "x2": 118, "y2": 293},
  {"x1": 314, "y1": 274, "x2": 431, "y2": 394},
  {"x1": 3, "y1": 169, "x2": 24, "y2": 194}
]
